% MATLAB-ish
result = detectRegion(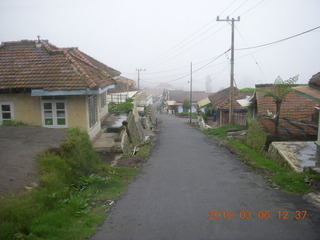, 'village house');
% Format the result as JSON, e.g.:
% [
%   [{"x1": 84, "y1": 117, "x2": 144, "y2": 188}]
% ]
[
  {"x1": 293, "y1": 72, "x2": 320, "y2": 146},
  {"x1": 241, "y1": 84, "x2": 318, "y2": 140},
  {"x1": 165, "y1": 89, "x2": 208, "y2": 114},
  {"x1": 107, "y1": 76, "x2": 138, "y2": 104},
  {"x1": 207, "y1": 87, "x2": 248, "y2": 126},
  {"x1": 0, "y1": 39, "x2": 121, "y2": 139}
]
